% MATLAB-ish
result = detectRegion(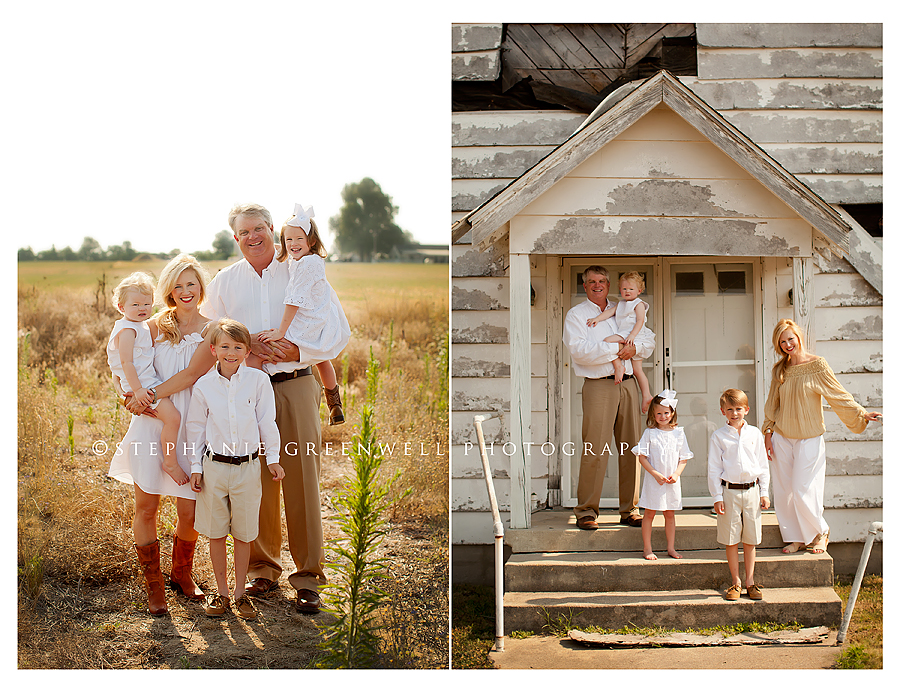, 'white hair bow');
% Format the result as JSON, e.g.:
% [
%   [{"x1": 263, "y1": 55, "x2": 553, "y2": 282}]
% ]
[
  {"x1": 658, "y1": 389, "x2": 678, "y2": 409},
  {"x1": 287, "y1": 203, "x2": 314, "y2": 232}
]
